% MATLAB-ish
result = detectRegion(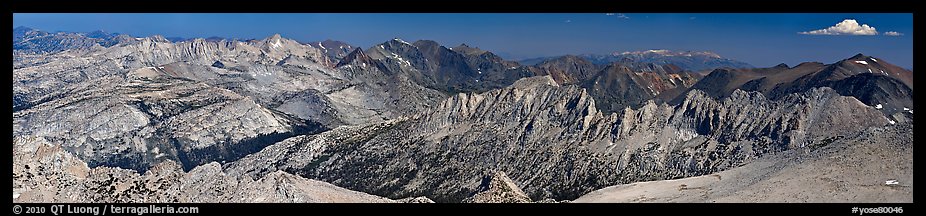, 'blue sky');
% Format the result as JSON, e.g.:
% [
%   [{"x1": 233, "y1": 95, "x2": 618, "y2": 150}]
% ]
[{"x1": 12, "y1": 13, "x2": 914, "y2": 69}]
